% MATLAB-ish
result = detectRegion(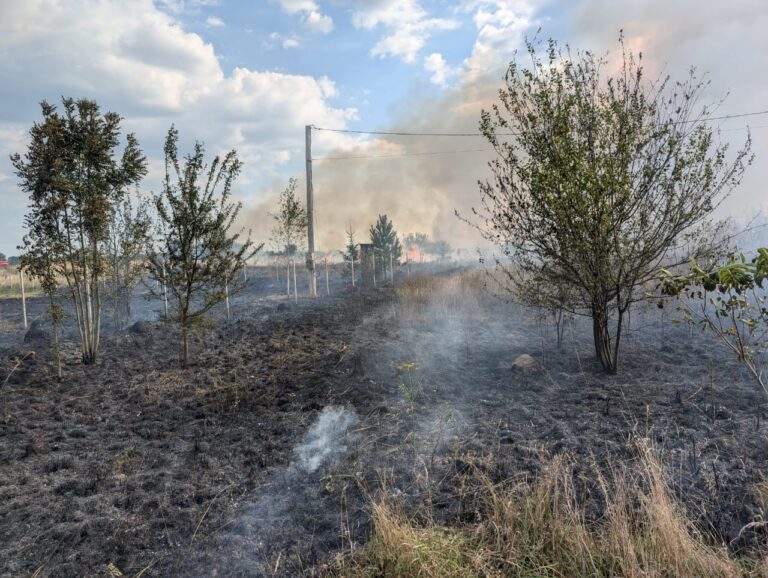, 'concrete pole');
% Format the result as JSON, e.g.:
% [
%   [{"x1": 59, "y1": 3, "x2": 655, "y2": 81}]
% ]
[{"x1": 305, "y1": 126, "x2": 317, "y2": 297}]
